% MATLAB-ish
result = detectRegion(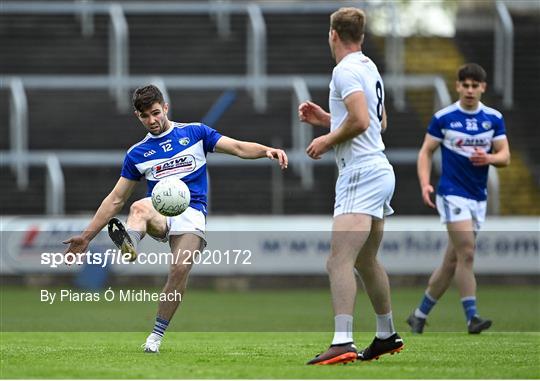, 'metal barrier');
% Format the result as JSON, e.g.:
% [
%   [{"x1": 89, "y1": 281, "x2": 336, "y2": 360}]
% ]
[
  {"x1": 382, "y1": 74, "x2": 452, "y2": 113},
  {"x1": 148, "y1": 77, "x2": 171, "y2": 115},
  {"x1": 0, "y1": 154, "x2": 65, "y2": 215},
  {"x1": 211, "y1": 0, "x2": 232, "y2": 39},
  {"x1": 0, "y1": 149, "x2": 417, "y2": 216},
  {"x1": 109, "y1": 3, "x2": 129, "y2": 112},
  {"x1": 385, "y1": 2, "x2": 405, "y2": 111},
  {"x1": 8, "y1": 77, "x2": 29, "y2": 190},
  {"x1": 1, "y1": 1, "x2": 284, "y2": 113},
  {"x1": 0, "y1": 1, "x2": 503, "y2": 214},
  {"x1": 246, "y1": 3, "x2": 267, "y2": 113},
  {"x1": 494, "y1": 0, "x2": 514, "y2": 109},
  {"x1": 2, "y1": 1, "x2": 395, "y2": 113},
  {"x1": 1, "y1": 72, "x2": 461, "y2": 213},
  {"x1": 291, "y1": 77, "x2": 314, "y2": 188}
]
